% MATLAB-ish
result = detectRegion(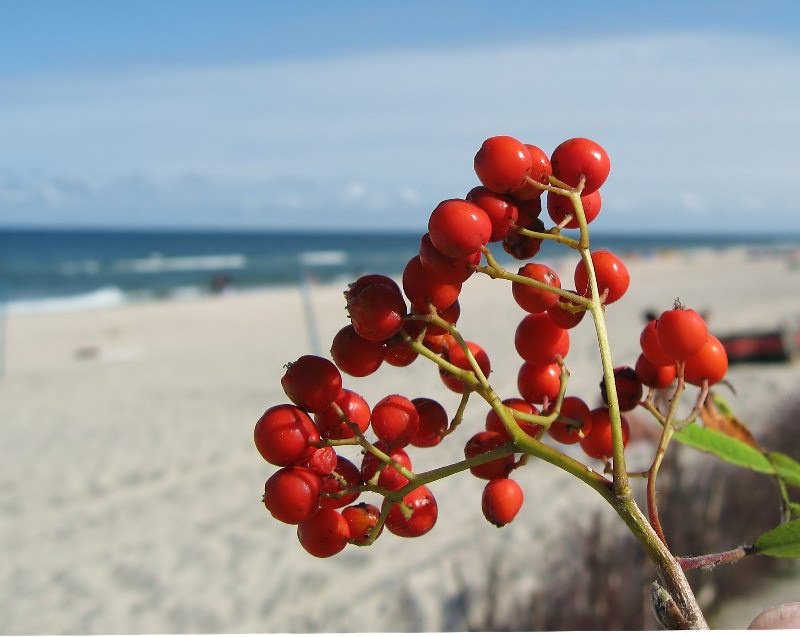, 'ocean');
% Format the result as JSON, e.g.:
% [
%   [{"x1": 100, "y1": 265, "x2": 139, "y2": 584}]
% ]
[{"x1": 0, "y1": 227, "x2": 797, "y2": 314}]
